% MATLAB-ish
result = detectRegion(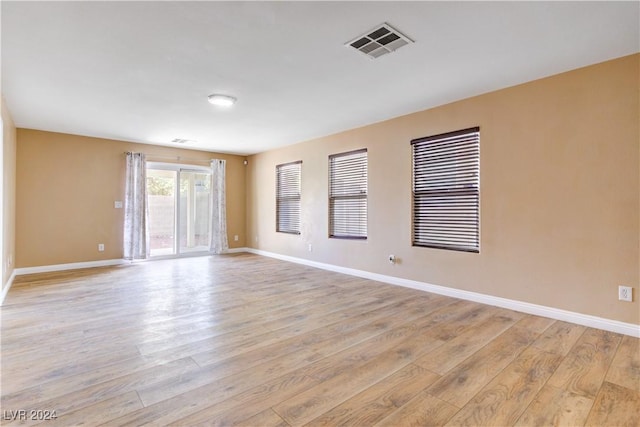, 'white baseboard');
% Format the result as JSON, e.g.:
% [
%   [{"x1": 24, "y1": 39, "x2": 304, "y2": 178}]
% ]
[
  {"x1": 245, "y1": 248, "x2": 640, "y2": 338},
  {"x1": 12, "y1": 250, "x2": 247, "y2": 277},
  {"x1": 8, "y1": 249, "x2": 638, "y2": 337},
  {"x1": 14, "y1": 259, "x2": 129, "y2": 276},
  {"x1": 227, "y1": 247, "x2": 249, "y2": 254},
  {"x1": 1, "y1": 269, "x2": 17, "y2": 305}
]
